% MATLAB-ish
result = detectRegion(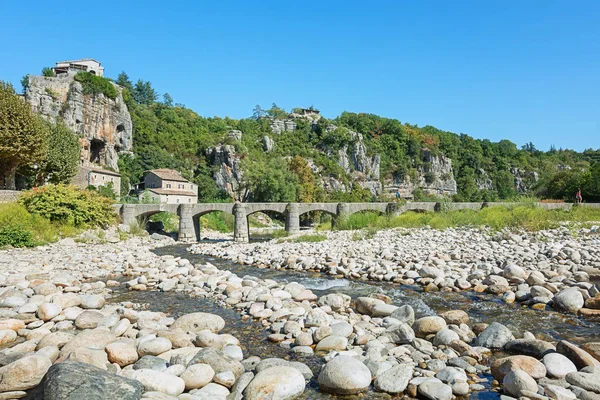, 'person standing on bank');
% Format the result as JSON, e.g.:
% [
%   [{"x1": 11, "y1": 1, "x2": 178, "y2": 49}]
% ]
[{"x1": 576, "y1": 188, "x2": 583, "y2": 204}]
